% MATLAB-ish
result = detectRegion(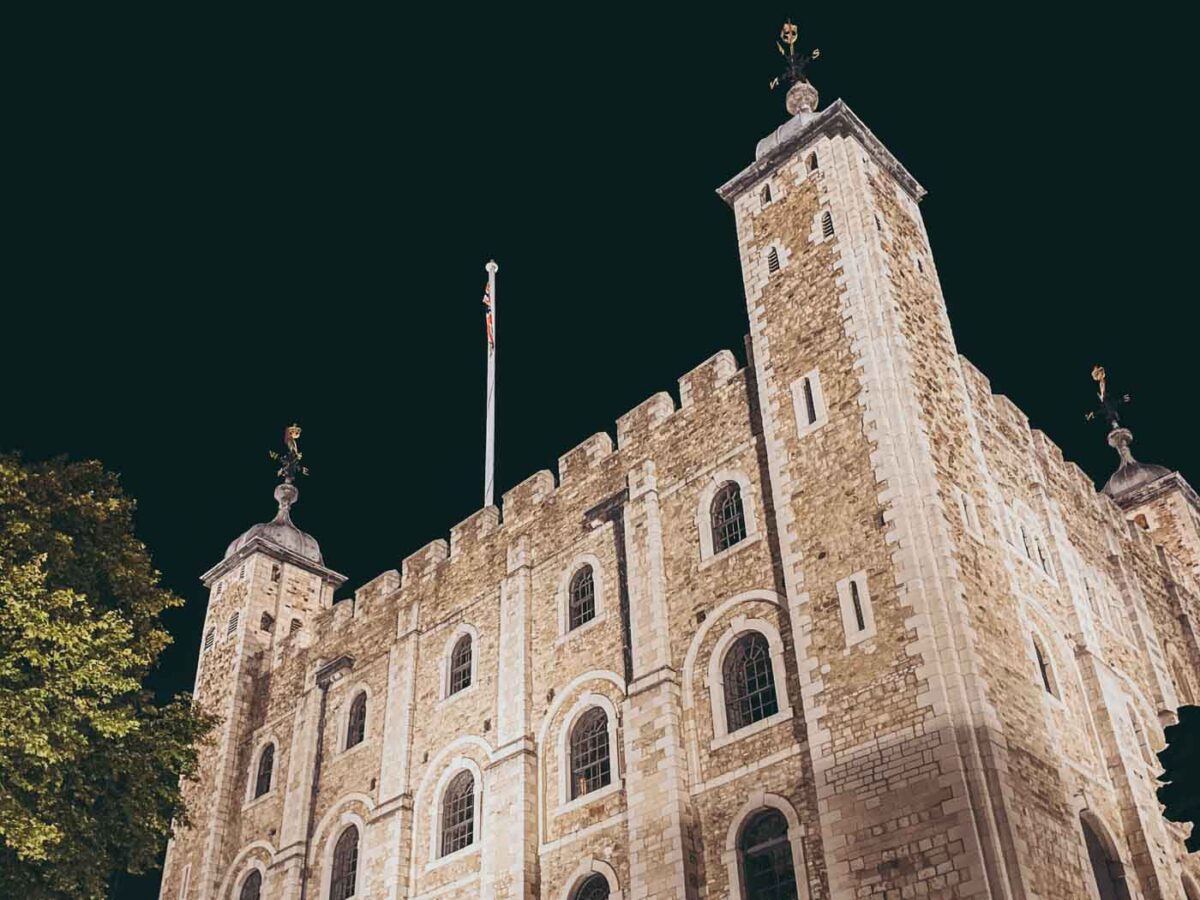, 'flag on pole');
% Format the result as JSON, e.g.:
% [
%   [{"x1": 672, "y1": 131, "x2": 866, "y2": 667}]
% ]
[{"x1": 483, "y1": 283, "x2": 495, "y2": 349}]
